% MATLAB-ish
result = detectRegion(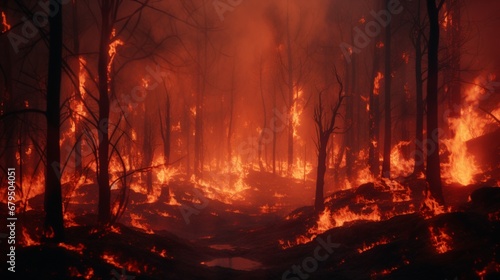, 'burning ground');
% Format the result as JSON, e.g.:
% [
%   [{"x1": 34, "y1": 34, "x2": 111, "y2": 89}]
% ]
[{"x1": 1, "y1": 170, "x2": 500, "y2": 279}]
